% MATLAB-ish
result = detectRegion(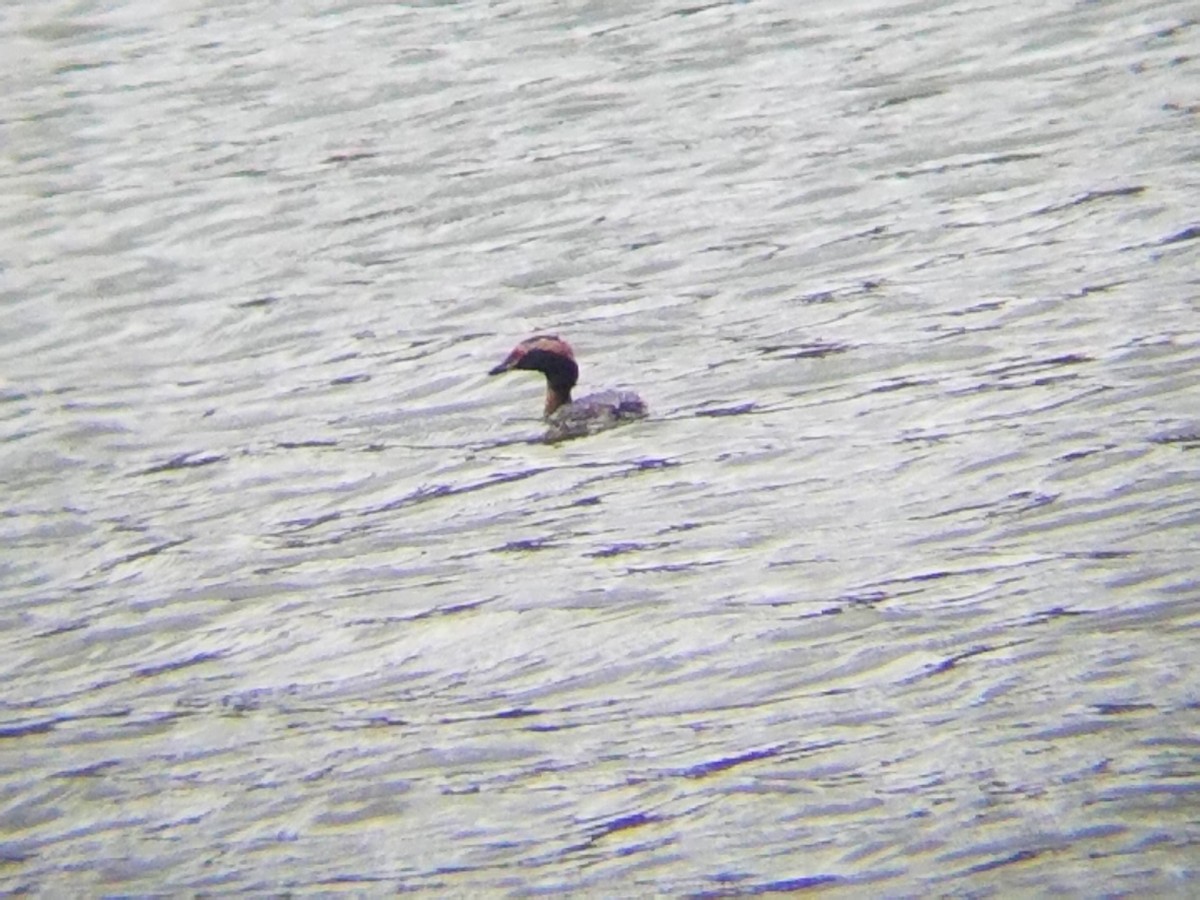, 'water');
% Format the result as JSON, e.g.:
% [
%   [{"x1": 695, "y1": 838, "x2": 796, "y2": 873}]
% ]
[{"x1": 2, "y1": 0, "x2": 1198, "y2": 894}]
